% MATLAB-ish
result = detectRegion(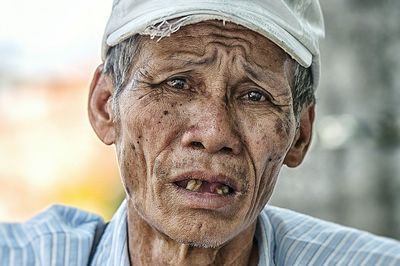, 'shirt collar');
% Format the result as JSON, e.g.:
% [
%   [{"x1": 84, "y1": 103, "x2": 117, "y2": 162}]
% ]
[
  {"x1": 256, "y1": 207, "x2": 276, "y2": 266},
  {"x1": 91, "y1": 200, "x2": 130, "y2": 266}
]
